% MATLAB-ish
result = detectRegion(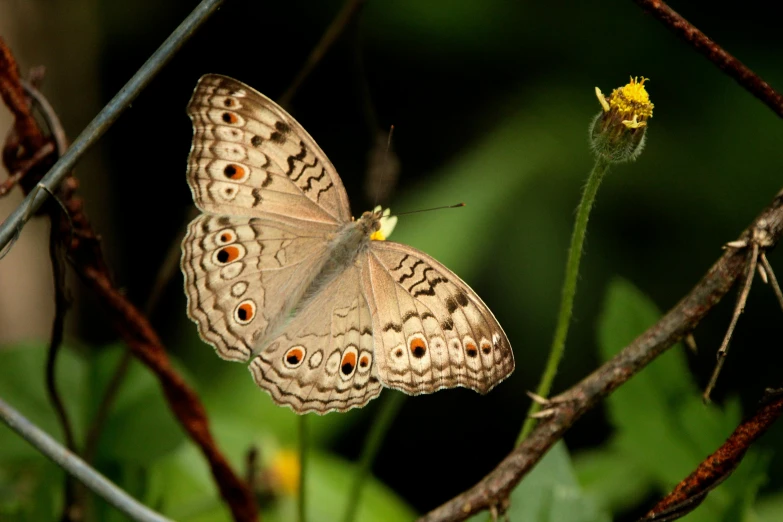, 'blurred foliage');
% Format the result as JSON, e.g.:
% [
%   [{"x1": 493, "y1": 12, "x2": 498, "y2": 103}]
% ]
[{"x1": 2, "y1": 0, "x2": 783, "y2": 520}]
